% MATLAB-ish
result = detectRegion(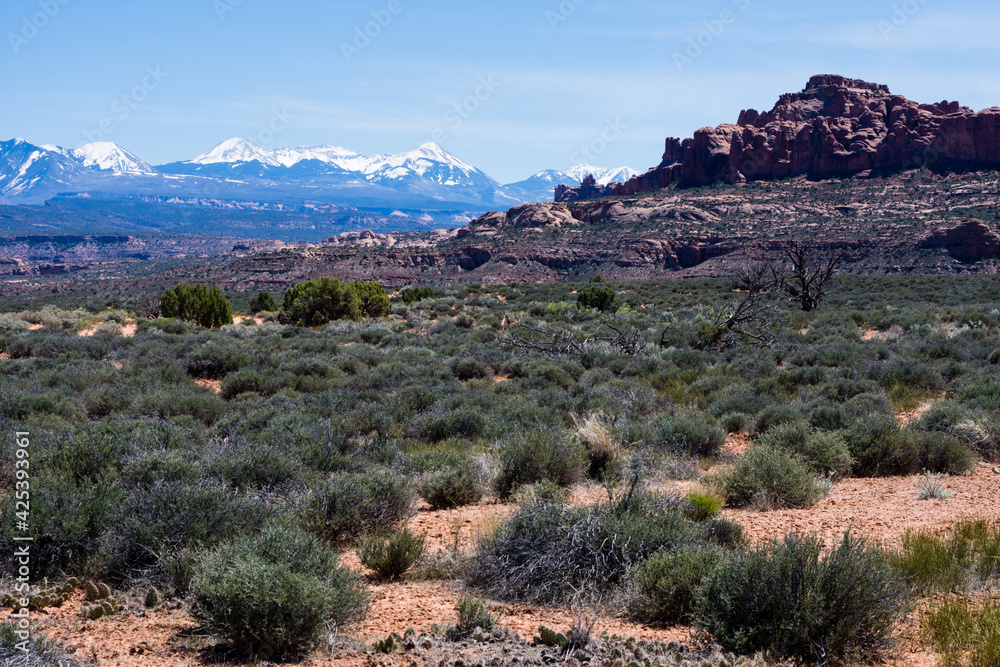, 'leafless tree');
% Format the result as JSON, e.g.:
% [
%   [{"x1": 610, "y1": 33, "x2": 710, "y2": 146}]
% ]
[
  {"x1": 774, "y1": 239, "x2": 850, "y2": 312},
  {"x1": 497, "y1": 316, "x2": 648, "y2": 357}
]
